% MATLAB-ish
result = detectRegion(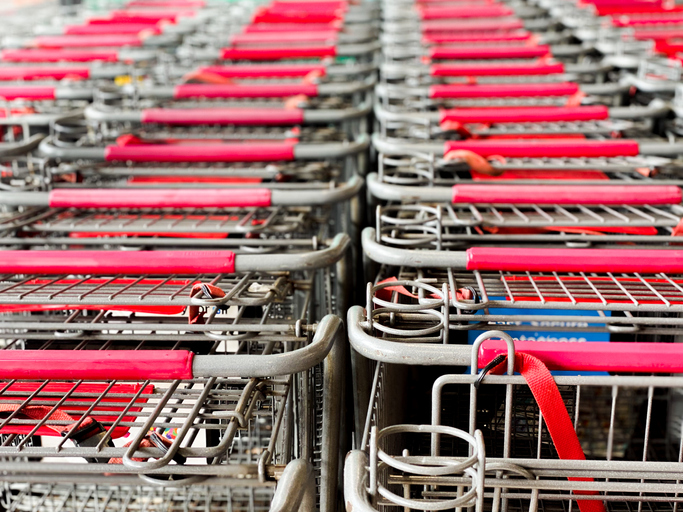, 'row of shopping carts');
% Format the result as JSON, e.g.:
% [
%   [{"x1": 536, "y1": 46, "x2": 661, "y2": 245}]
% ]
[
  {"x1": 345, "y1": 0, "x2": 683, "y2": 511},
  {"x1": 0, "y1": 0, "x2": 378, "y2": 511}
]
